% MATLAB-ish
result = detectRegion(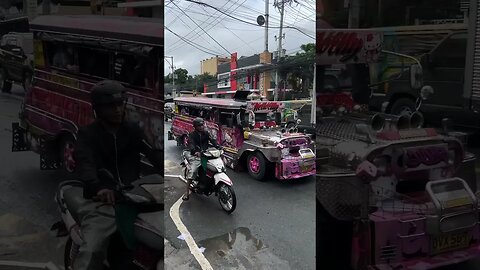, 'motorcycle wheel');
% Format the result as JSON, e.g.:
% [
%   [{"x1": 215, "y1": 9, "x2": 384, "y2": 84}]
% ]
[{"x1": 218, "y1": 183, "x2": 236, "y2": 214}]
